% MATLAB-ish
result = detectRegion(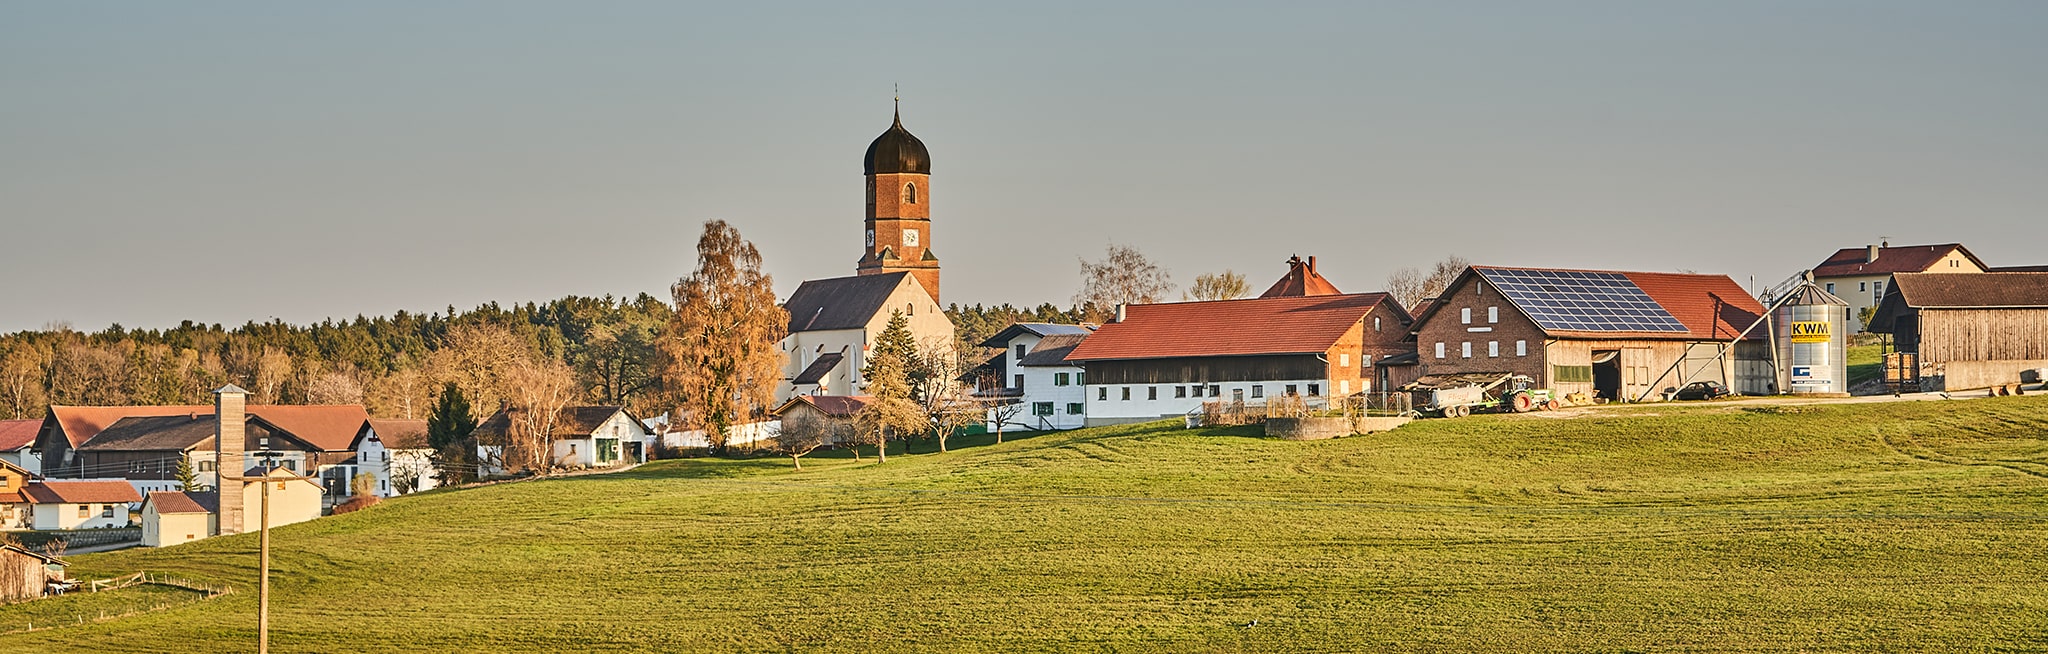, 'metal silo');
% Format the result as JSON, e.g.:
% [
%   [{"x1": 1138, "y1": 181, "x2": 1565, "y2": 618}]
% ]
[{"x1": 1773, "y1": 280, "x2": 1850, "y2": 395}]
